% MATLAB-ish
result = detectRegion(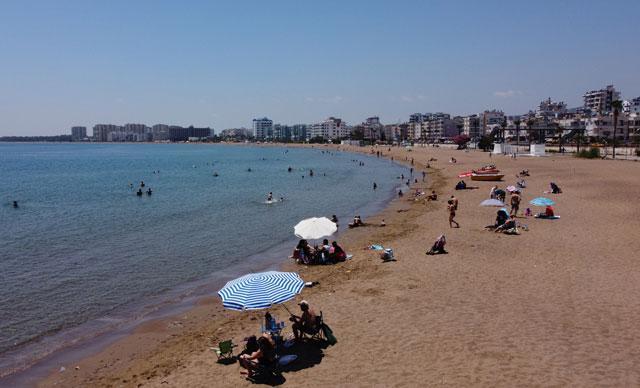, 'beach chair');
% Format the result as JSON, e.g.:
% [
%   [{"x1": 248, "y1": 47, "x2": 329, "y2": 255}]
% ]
[{"x1": 211, "y1": 340, "x2": 237, "y2": 361}]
